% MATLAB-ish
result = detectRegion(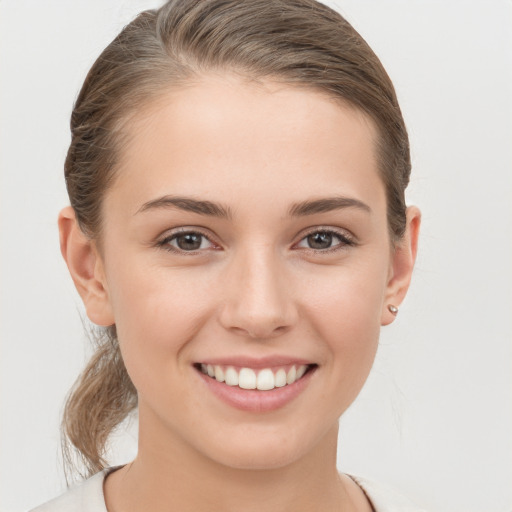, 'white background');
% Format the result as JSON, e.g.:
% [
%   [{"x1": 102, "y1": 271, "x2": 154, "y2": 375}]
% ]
[{"x1": 1, "y1": 1, "x2": 511, "y2": 511}]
